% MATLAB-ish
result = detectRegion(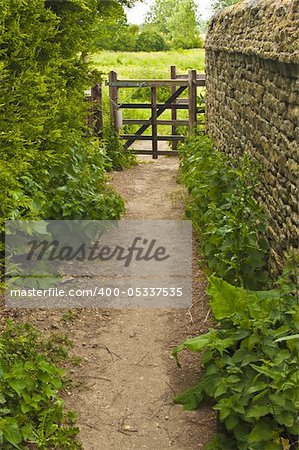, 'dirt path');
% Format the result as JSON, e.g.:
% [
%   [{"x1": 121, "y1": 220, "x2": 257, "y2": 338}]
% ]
[
  {"x1": 64, "y1": 156, "x2": 215, "y2": 449},
  {"x1": 1, "y1": 156, "x2": 216, "y2": 449}
]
